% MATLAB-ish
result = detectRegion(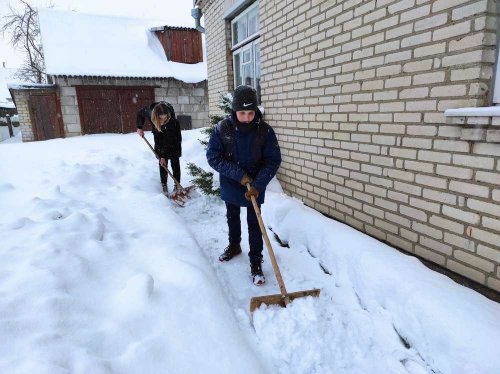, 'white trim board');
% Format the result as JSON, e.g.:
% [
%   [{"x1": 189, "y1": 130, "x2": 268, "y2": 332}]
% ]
[{"x1": 445, "y1": 106, "x2": 500, "y2": 117}]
